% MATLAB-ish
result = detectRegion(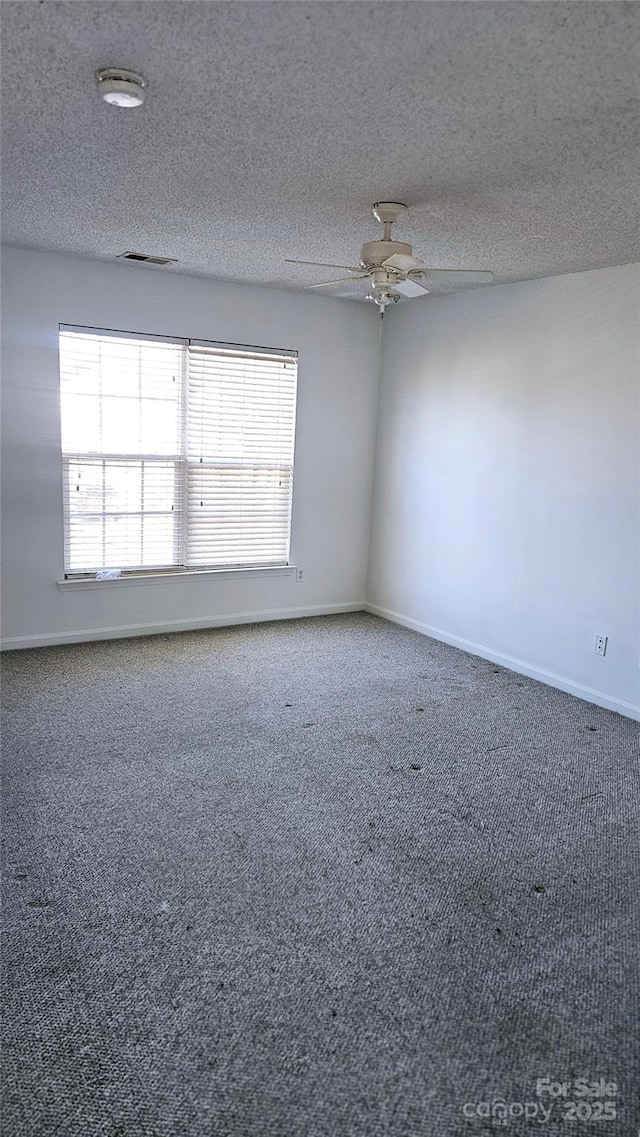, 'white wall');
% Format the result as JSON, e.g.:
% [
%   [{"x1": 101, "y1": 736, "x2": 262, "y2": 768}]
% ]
[
  {"x1": 1, "y1": 246, "x2": 380, "y2": 646},
  {"x1": 368, "y1": 263, "x2": 640, "y2": 719},
  {"x1": 3, "y1": 248, "x2": 638, "y2": 720}
]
